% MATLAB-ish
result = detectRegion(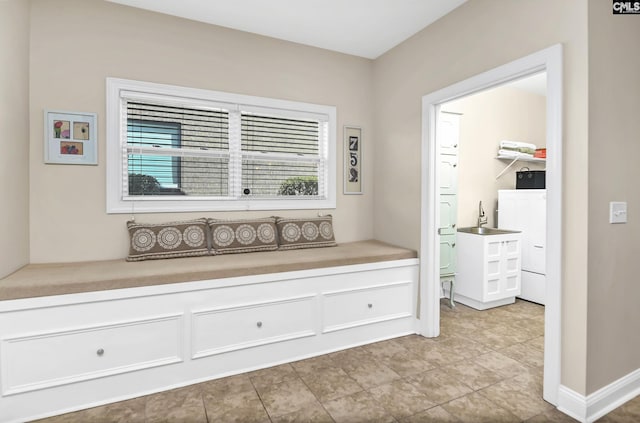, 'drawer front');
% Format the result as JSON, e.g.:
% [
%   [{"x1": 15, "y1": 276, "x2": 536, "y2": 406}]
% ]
[
  {"x1": 322, "y1": 281, "x2": 413, "y2": 333},
  {"x1": 192, "y1": 295, "x2": 316, "y2": 359},
  {"x1": 1, "y1": 314, "x2": 183, "y2": 395}
]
